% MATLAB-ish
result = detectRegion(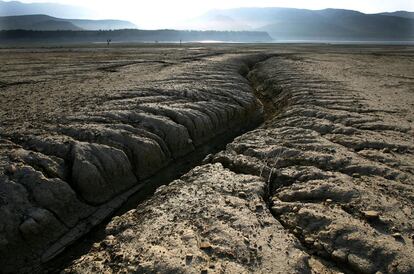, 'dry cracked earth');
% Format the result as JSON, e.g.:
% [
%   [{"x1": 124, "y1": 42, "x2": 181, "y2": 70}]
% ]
[{"x1": 0, "y1": 44, "x2": 413, "y2": 274}]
